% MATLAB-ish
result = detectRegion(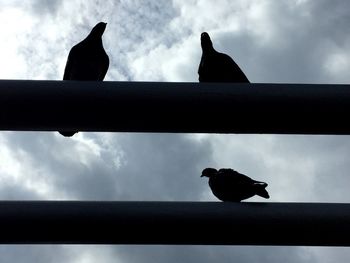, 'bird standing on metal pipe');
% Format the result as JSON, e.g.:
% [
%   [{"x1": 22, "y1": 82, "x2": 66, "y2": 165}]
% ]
[
  {"x1": 201, "y1": 168, "x2": 269, "y2": 201},
  {"x1": 59, "y1": 22, "x2": 110, "y2": 137},
  {"x1": 198, "y1": 32, "x2": 249, "y2": 83}
]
